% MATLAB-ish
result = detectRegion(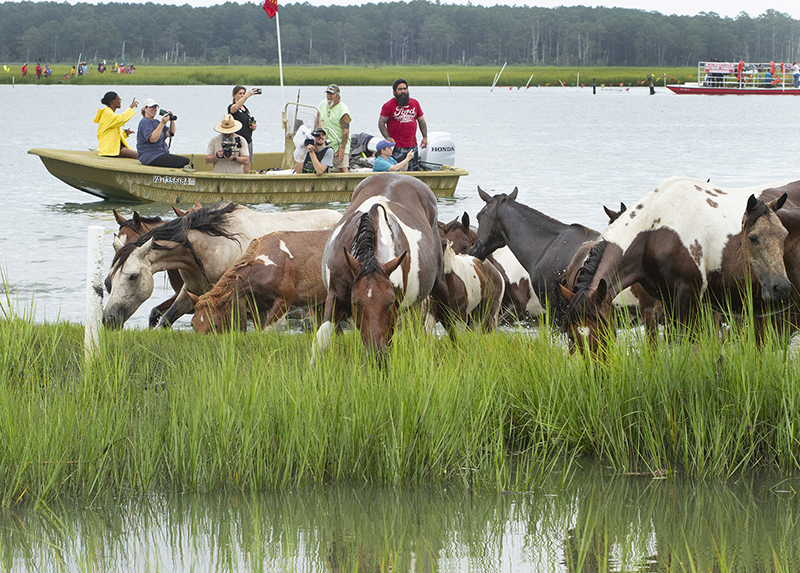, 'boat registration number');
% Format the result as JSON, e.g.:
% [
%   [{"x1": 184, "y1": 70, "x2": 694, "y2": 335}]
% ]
[{"x1": 153, "y1": 176, "x2": 196, "y2": 186}]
